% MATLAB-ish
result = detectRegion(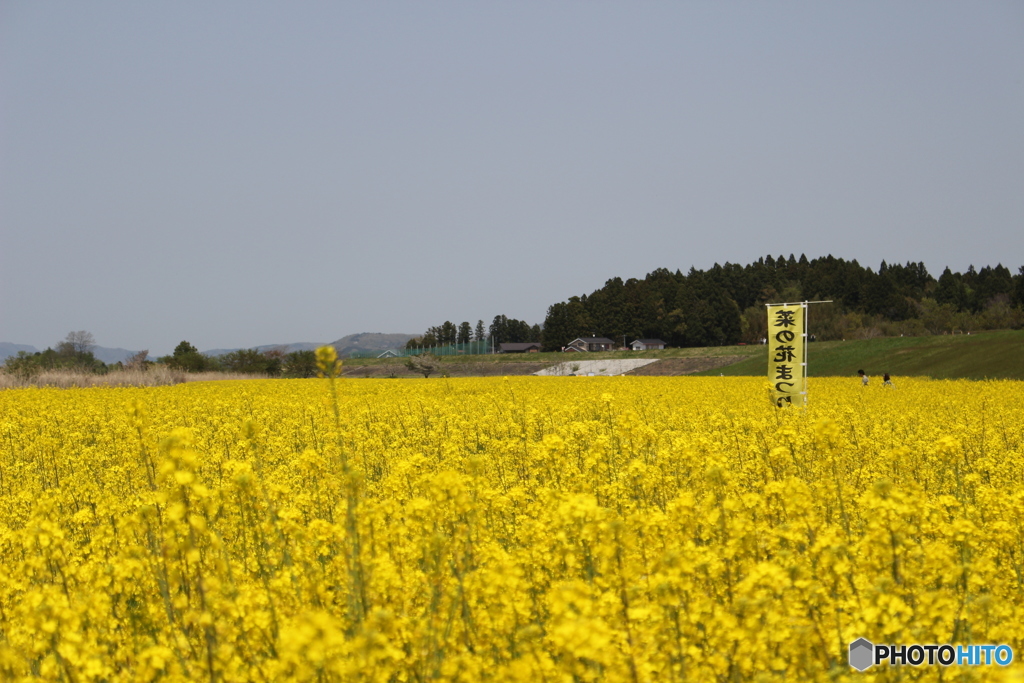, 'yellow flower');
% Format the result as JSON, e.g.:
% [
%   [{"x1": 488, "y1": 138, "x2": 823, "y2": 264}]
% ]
[{"x1": 0, "y1": 375, "x2": 1021, "y2": 681}]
